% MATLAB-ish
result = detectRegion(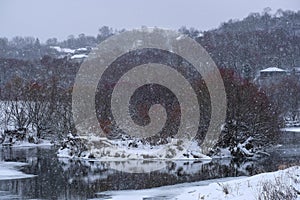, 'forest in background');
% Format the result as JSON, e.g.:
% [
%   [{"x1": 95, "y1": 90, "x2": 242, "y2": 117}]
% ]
[{"x1": 0, "y1": 9, "x2": 299, "y2": 157}]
